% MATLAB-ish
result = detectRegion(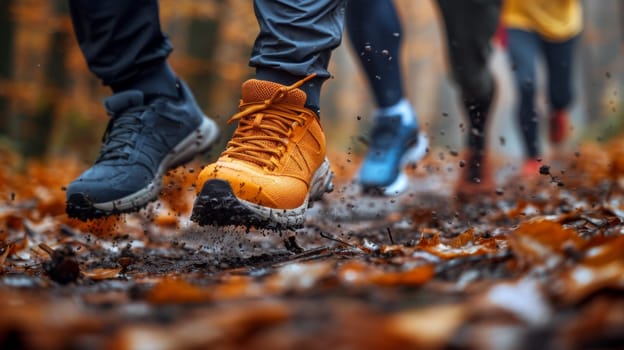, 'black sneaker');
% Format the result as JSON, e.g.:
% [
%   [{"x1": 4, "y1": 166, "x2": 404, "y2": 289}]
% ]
[{"x1": 66, "y1": 80, "x2": 219, "y2": 220}]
